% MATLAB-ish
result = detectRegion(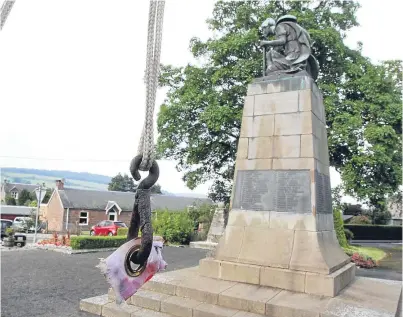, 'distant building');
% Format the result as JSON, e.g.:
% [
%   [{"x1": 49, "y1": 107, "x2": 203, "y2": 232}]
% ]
[
  {"x1": 0, "y1": 205, "x2": 35, "y2": 220},
  {"x1": 387, "y1": 198, "x2": 402, "y2": 226},
  {"x1": 45, "y1": 179, "x2": 212, "y2": 232},
  {"x1": 1, "y1": 181, "x2": 39, "y2": 202}
]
